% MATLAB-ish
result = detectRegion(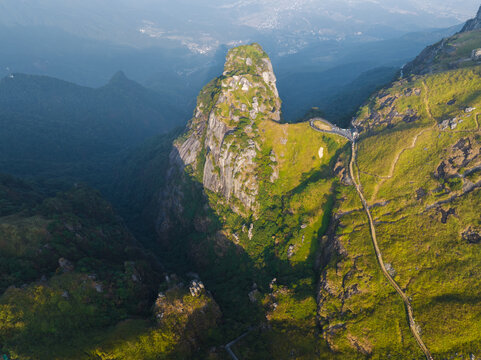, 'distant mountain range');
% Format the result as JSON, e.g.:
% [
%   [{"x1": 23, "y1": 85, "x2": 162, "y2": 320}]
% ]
[
  {"x1": 0, "y1": 0, "x2": 477, "y2": 54},
  {"x1": 0, "y1": 71, "x2": 182, "y2": 182},
  {"x1": 0, "y1": 1, "x2": 473, "y2": 124}
]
